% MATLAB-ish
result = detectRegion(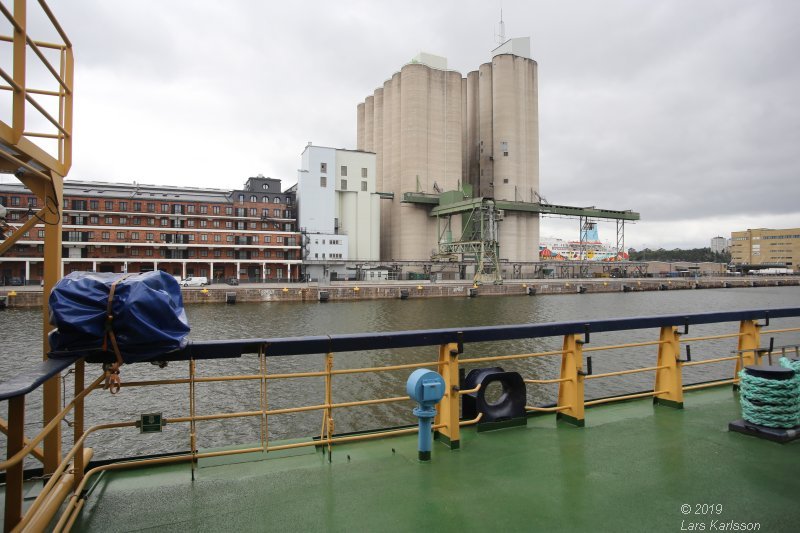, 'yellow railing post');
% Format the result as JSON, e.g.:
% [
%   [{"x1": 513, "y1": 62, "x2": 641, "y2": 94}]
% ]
[
  {"x1": 734, "y1": 320, "x2": 761, "y2": 382},
  {"x1": 557, "y1": 334, "x2": 585, "y2": 427},
  {"x1": 4, "y1": 395, "x2": 25, "y2": 532},
  {"x1": 653, "y1": 326, "x2": 684, "y2": 408},
  {"x1": 434, "y1": 342, "x2": 461, "y2": 449},
  {"x1": 73, "y1": 359, "x2": 85, "y2": 489}
]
